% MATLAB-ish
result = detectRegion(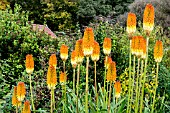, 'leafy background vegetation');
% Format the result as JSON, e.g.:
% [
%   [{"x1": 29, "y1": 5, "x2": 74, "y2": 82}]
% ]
[{"x1": 0, "y1": 0, "x2": 170, "y2": 112}]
